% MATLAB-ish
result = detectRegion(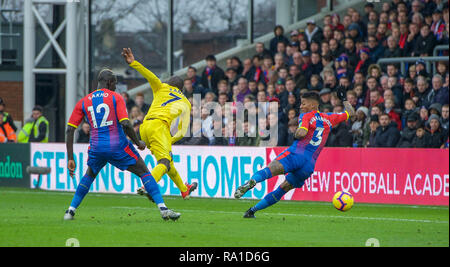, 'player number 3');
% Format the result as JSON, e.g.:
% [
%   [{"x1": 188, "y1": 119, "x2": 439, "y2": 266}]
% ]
[
  {"x1": 310, "y1": 127, "x2": 324, "y2": 146},
  {"x1": 87, "y1": 104, "x2": 113, "y2": 128}
]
